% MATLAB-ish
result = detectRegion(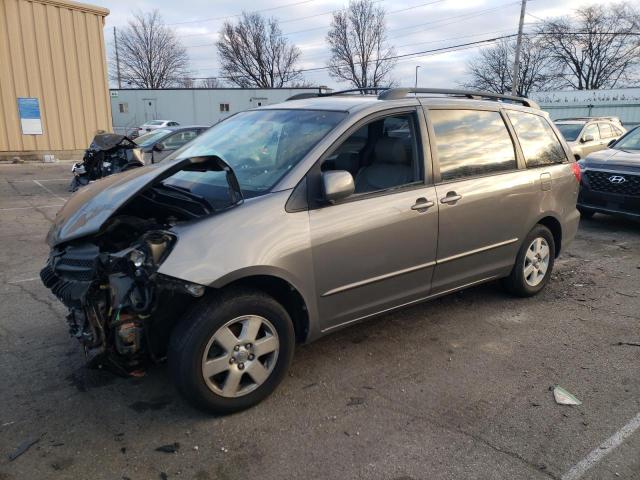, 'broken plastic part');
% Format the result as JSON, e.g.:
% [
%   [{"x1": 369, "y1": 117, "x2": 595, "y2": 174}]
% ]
[{"x1": 553, "y1": 386, "x2": 582, "y2": 405}]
